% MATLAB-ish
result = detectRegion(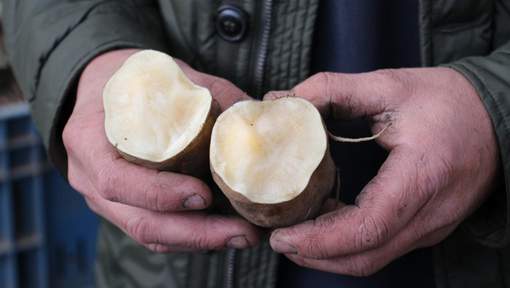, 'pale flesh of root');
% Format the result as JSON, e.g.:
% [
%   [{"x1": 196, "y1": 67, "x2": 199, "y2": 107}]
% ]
[
  {"x1": 103, "y1": 50, "x2": 212, "y2": 163},
  {"x1": 210, "y1": 97, "x2": 328, "y2": 204}
]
